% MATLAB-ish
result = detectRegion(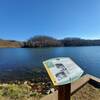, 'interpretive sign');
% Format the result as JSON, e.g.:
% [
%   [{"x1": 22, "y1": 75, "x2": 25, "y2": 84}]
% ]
[{"x1": 43, "y1": 57, "x2": 84, "y2": 86}]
